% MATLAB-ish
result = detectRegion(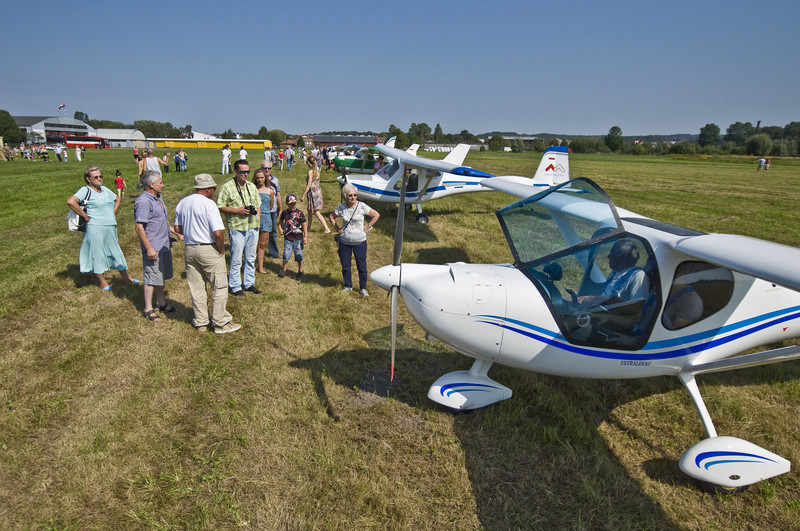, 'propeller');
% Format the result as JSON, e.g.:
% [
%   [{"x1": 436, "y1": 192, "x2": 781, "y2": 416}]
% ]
[
  {"x1": 340, "y1": 160, "x2": 348, "y2": 186},
  {"x1": 390, "y1": 164, "x2": 408, "y2": 381}
]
